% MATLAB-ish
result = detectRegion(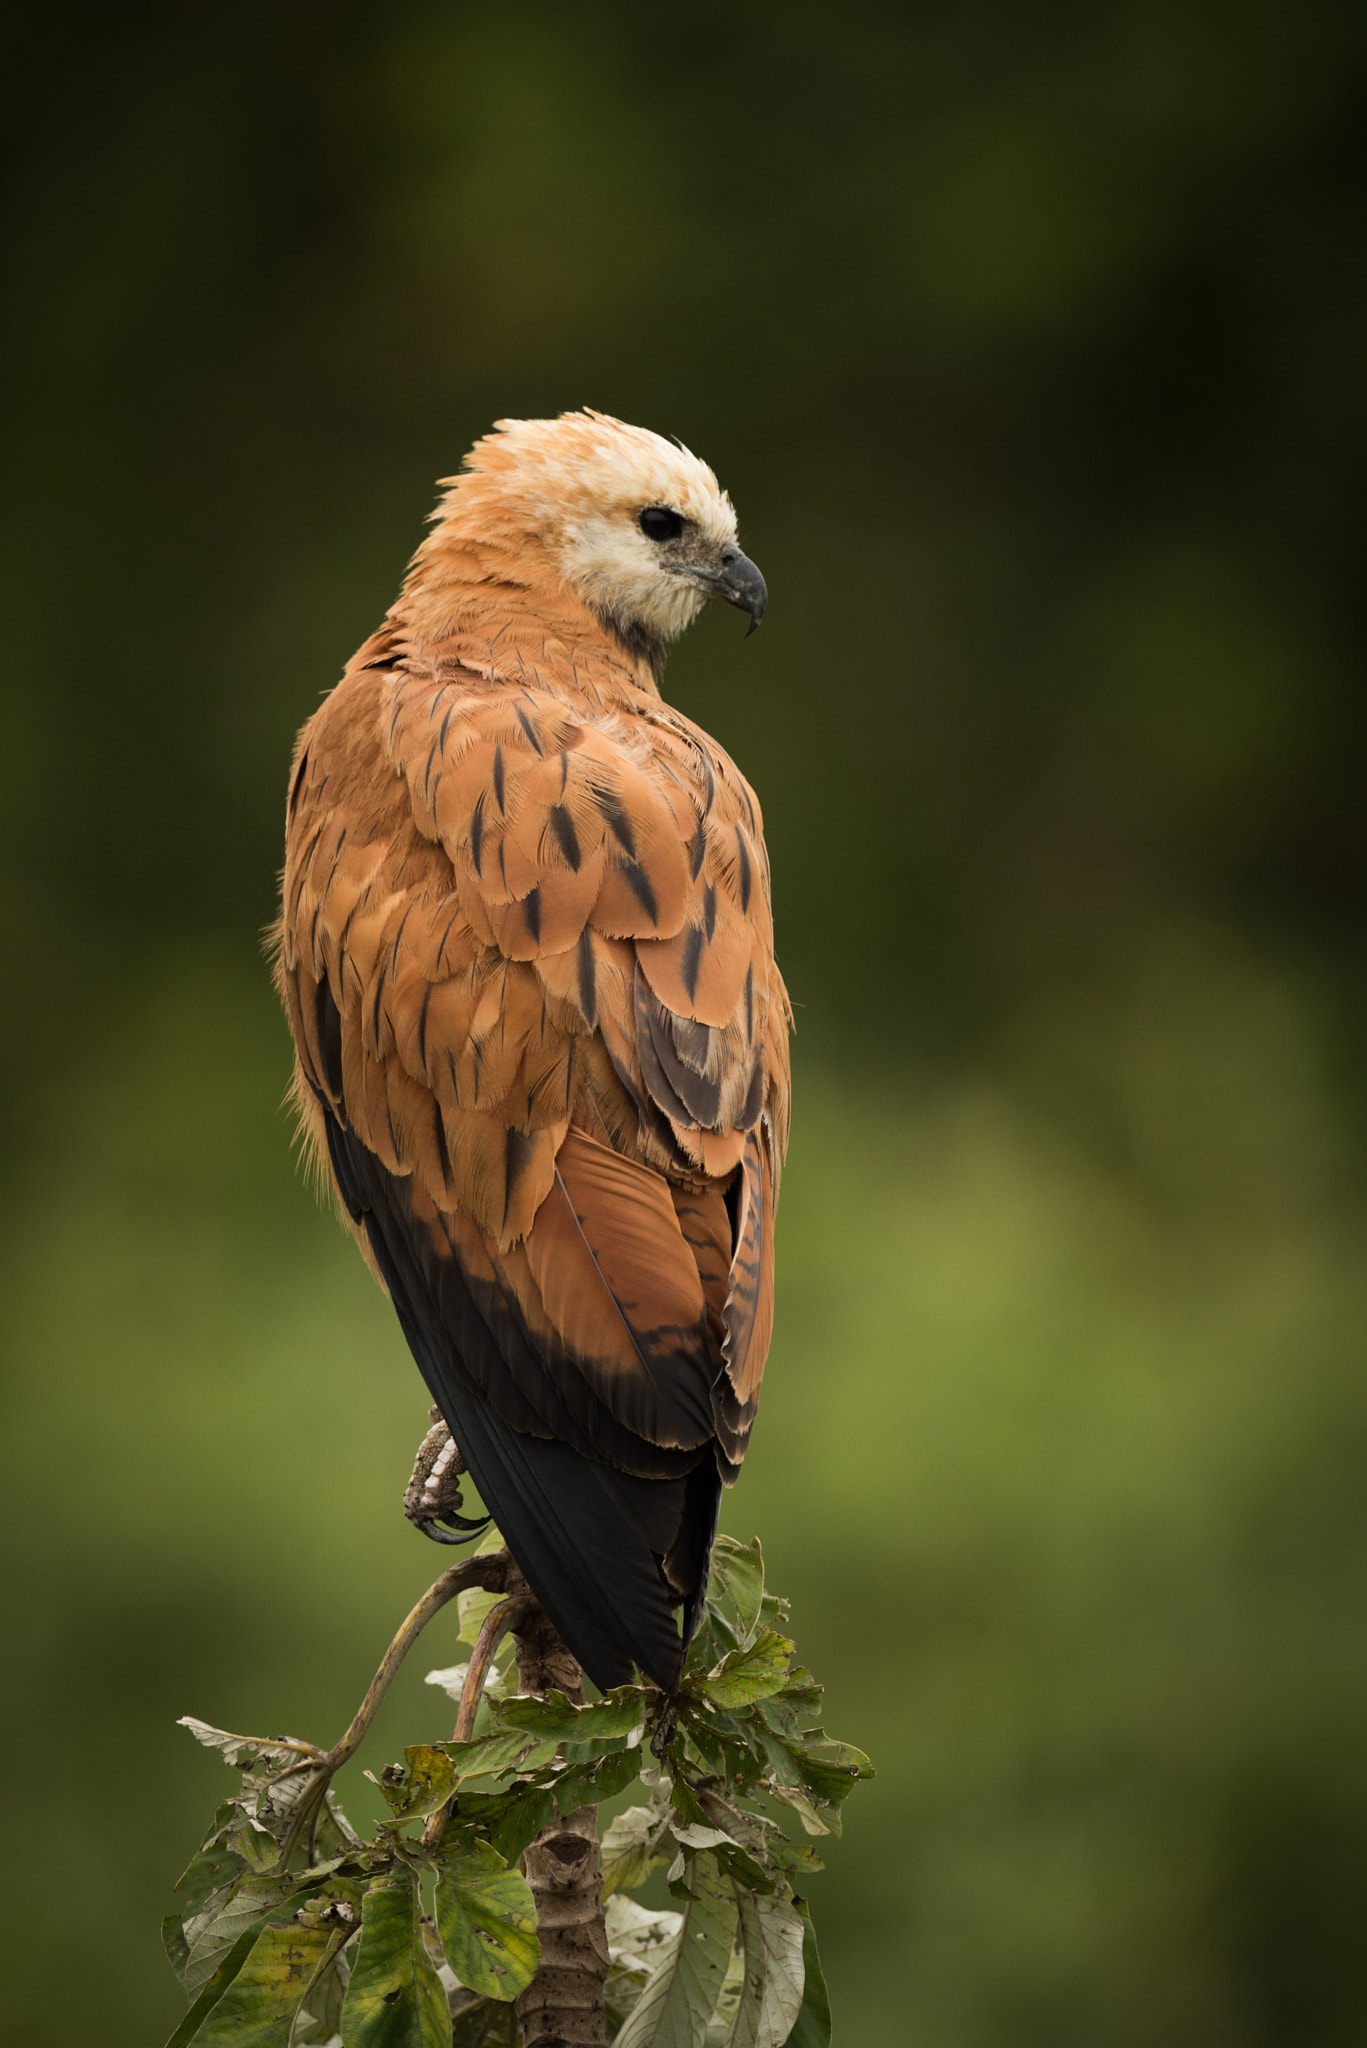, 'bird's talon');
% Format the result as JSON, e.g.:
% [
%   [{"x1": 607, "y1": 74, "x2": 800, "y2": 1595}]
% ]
[{"x1": 416, "y1": 1514, "x2": 491, "y2": 1546}]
